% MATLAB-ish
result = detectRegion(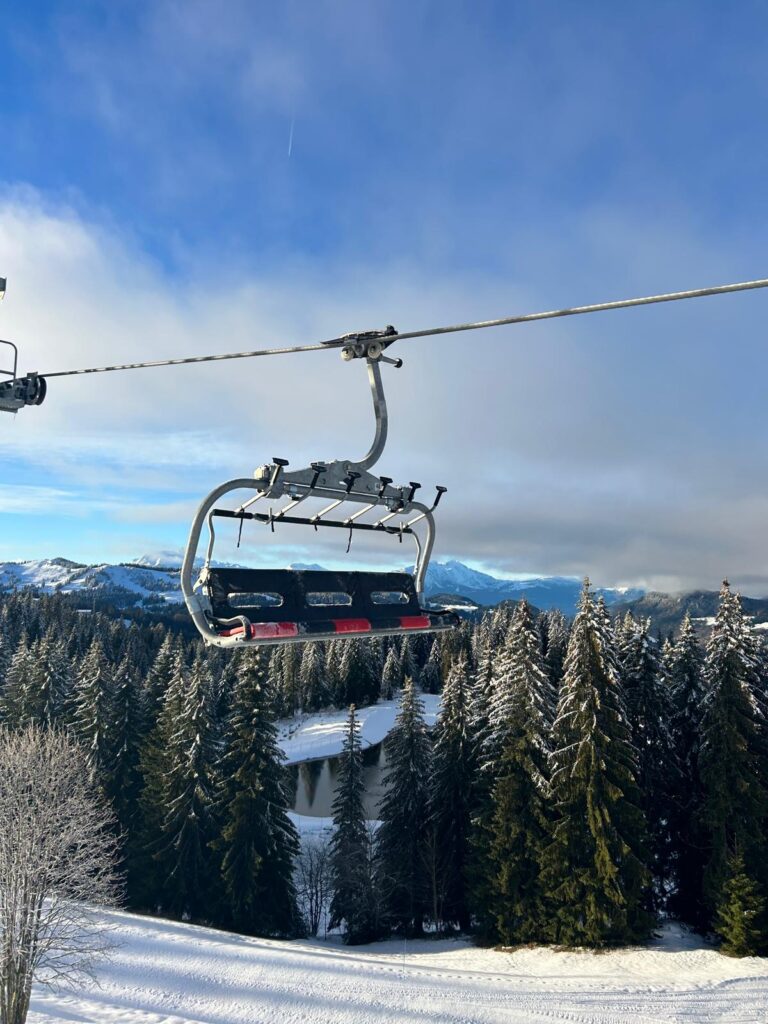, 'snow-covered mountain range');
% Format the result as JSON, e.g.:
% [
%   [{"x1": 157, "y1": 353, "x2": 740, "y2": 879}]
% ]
[{"x1": 0, "y1": 555, "x2": 642, "y2": 614}]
